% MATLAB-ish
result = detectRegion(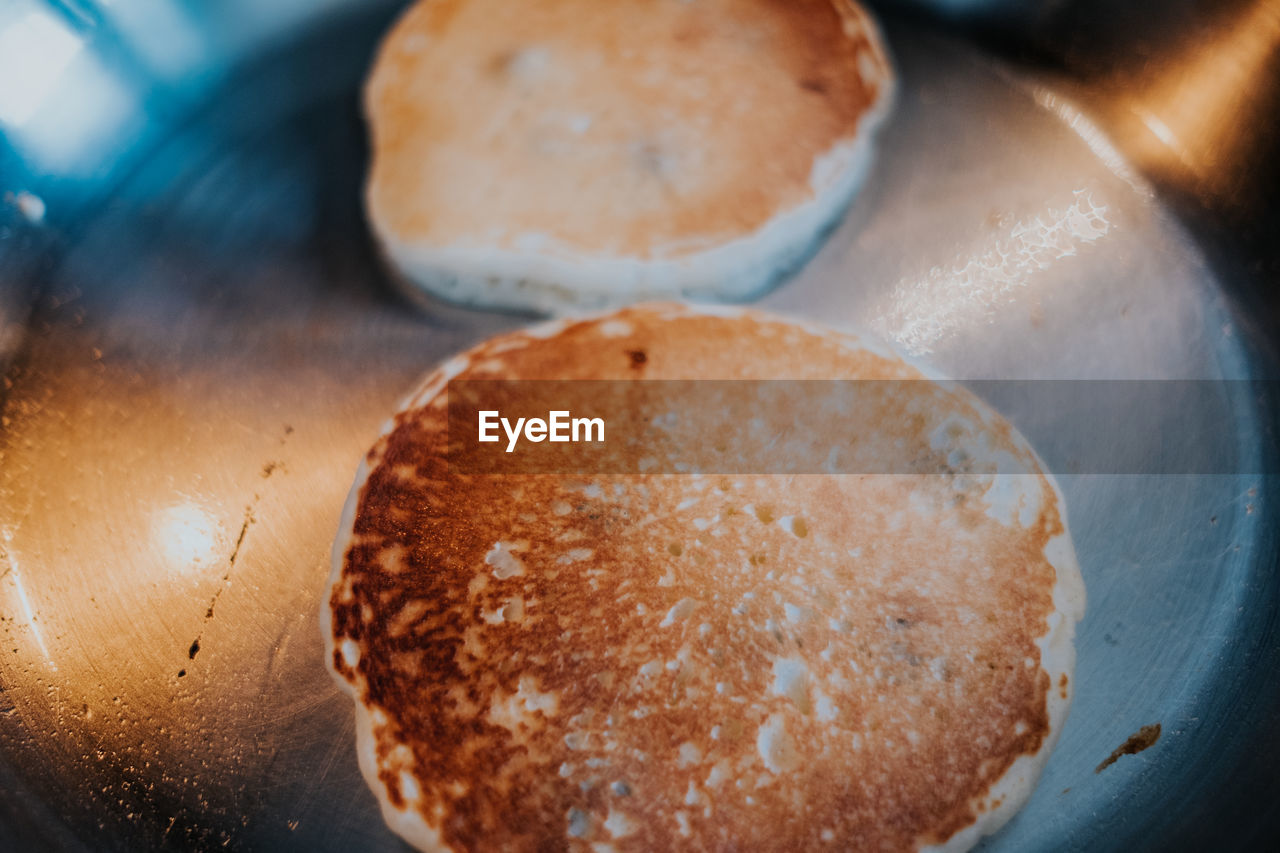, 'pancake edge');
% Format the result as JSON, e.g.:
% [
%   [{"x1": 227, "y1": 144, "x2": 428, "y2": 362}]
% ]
[
  {"x1": 364, "y1": 7, "x2": 896, "y2": 314},
  {"x1": 321, "y1": 303, "x2": 1086, "y2": 852}
]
